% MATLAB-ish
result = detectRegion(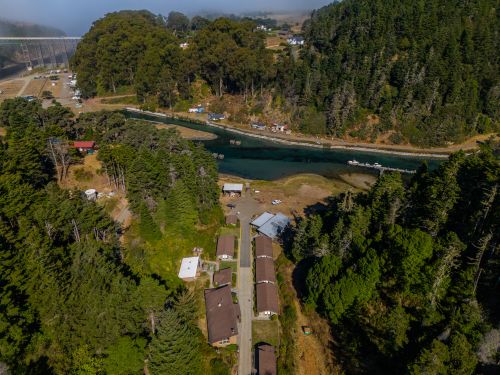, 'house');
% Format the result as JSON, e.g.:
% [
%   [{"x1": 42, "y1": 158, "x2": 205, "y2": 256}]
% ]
[
  {"x1": 208, "y1": 113, "x2": 225, "y2": 121},
  {"x1": 225, "y1": 214, "x2": 238, "y2": 226},
  {"x1": 272, "y1": 123, "x2": 288, "y2": 132},
  {"x1": 256, "y1": 283, "x2": 279, "y2": 317},
  {"x1": 72, "y1": 141, "x2": 96, "y2": 154},
  {"x1": 255, "y1": 236, "x2": 273, "y2": 259},
  {"x1": 287, "y1": 36, "x2": 305, "y2": 46},
  {"x1": 255, "y1": 257, "x2": 276, "y2": 284},
  {"x1": 252, "y1": 212, "x2": 291, "y2": 240},
  {"x1": 256, "y1": 344, "x2": 277, "y2": 375},
  {"x1": 251, "y1": 122, "x2": 267, "y2": 130},
  {"x1": 178, "y1": 256, "x2": 201, "y2": 281},
  {"x1": 256, "y1": 25, "x2": 271, "y2": 32},
  {"x1": 214, "y1": 268, "x2": 232, "y2": 287},
  {"x1": 204, "y1": 285, "x2": 239, "y2": 346},
  {"x1": 216, "y1": 235, "x2": 235, "y2": 260},
  {"x1": 223, "y1": 183, "x2": 243, "y2": 196},
  {"x1": 188, "y1": 106, "x2": 205, "y2": 113}
]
